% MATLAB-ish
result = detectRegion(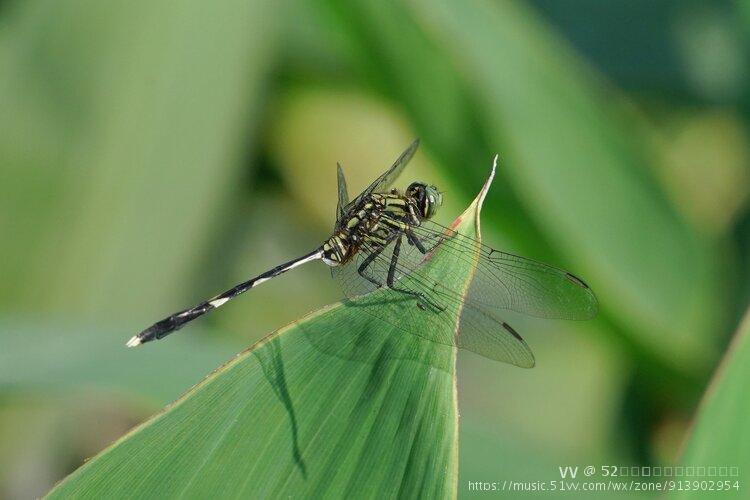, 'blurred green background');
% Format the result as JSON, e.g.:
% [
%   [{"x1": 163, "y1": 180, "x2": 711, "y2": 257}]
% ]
[{"x1": 1, "y1": 0, "x2": 749, "y2": 497}]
